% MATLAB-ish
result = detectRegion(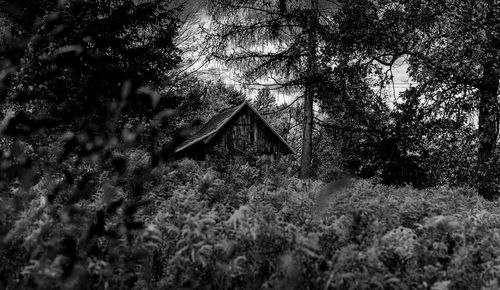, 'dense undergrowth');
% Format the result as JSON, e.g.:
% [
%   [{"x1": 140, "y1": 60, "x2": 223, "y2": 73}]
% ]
[{"x1": 3, "y1": 151, "x2": 500, "y2": 289}]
